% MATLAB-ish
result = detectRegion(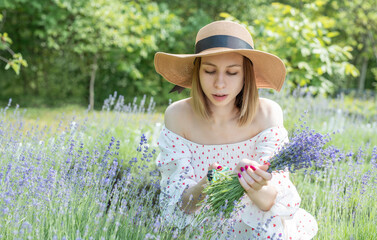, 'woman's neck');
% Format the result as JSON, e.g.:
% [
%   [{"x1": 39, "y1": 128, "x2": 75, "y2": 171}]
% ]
[{"x1": 207, "y1": 102, "x2": 239, "y2": 127}]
